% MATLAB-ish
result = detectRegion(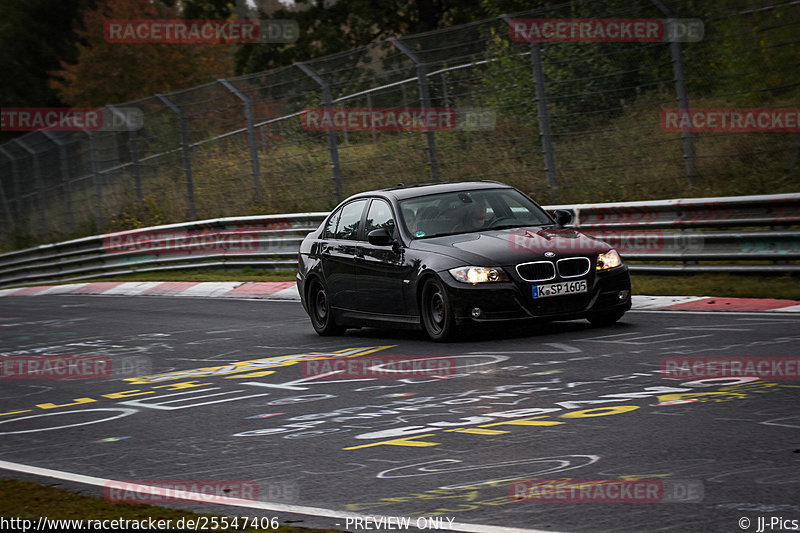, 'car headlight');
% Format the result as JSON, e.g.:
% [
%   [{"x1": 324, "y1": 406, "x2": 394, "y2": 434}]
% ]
[
  {"x1": 449, "y1": 266, "x2": 509, "y2": 284},
  {"x1": 596, "y1": 249, "x2": 623, "y2": 270}
]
